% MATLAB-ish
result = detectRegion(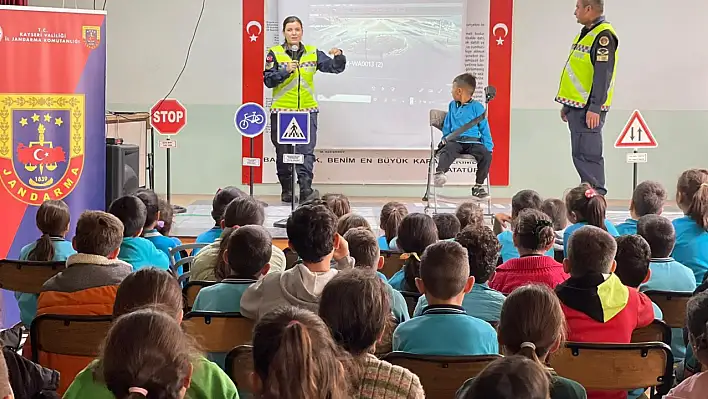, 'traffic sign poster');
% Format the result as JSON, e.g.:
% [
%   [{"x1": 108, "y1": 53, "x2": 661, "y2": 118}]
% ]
[
  {"x1": 235, "y1": 102, "x2": 267, "y2": 138},
  {"x1": 615, "y1": 110, "x2": 657, "y2": 148},
  {"x1": 277, "y1": 112, "x2": 310, "y2": 145},
  {"x1": 150, "y1": 98, "x2": 187, "y2": 135}
]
